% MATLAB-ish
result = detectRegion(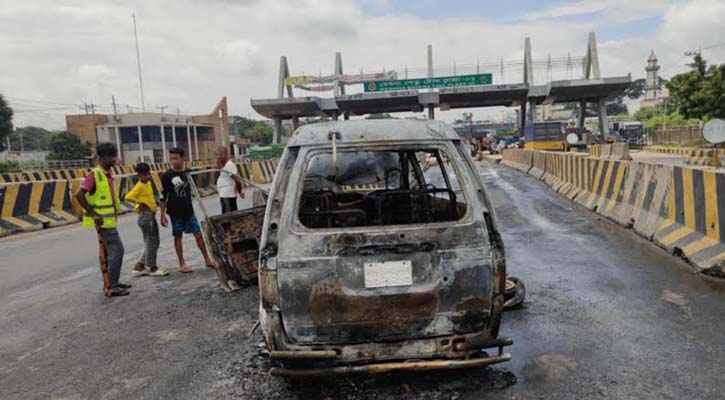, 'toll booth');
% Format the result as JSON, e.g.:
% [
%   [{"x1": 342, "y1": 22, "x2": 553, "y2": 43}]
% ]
[{"x1": 523, "y1": 122, "x2": 567, "y2": 151}]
